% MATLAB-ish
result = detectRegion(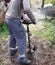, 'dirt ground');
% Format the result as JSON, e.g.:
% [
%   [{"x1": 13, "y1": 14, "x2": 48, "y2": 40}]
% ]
[{"x1": 0, "y1": 36, "x2": 55, "y2": 65}]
